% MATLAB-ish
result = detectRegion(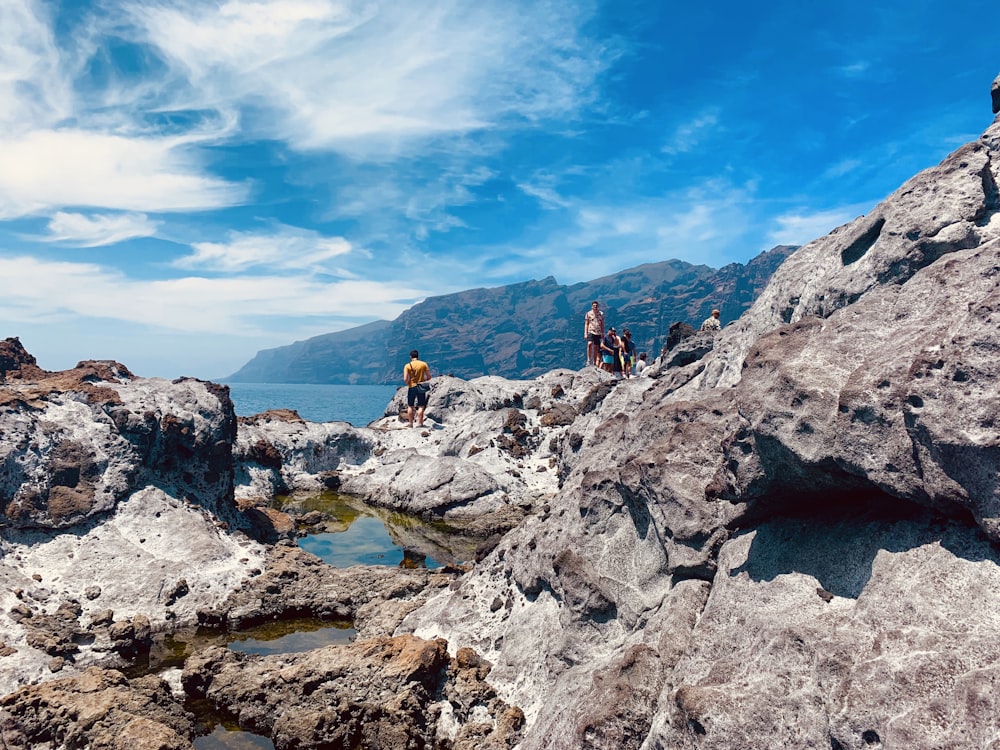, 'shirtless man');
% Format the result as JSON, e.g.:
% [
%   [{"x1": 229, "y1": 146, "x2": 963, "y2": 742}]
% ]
[
  {"x1": 584, "y1": 301, "x2": 605, "y2": 367},
  {"x1": 403, "y1": 349, "x2": 431, "y2": 428}
]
